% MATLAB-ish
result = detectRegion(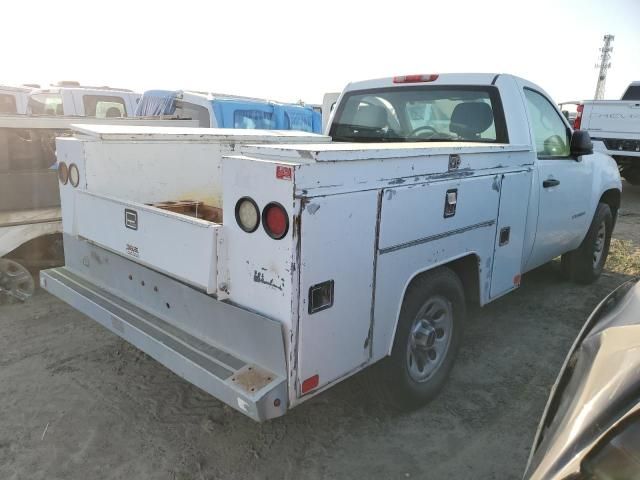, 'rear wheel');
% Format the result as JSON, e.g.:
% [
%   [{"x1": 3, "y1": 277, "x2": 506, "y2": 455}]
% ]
[
  {"x1": 561, "y1": 203, "x2": 613, "y2": 284},
  {"x1": 375, "y1": 267, "x2": 466, "y2": 408},
  {"x1": 0, "y1": 259, "x2": 35, "y2": 303}
]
